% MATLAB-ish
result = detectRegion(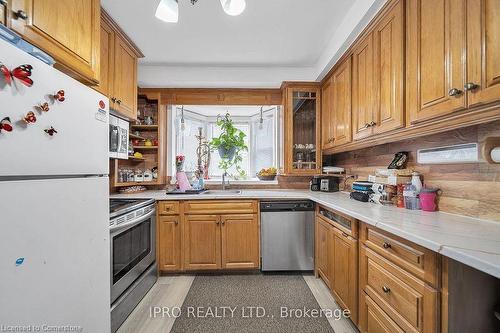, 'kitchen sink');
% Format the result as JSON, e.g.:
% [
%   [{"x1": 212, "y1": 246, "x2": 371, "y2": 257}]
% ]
[{"x1": 202, "y1": 190, "x2": 242, "y2": 195}]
